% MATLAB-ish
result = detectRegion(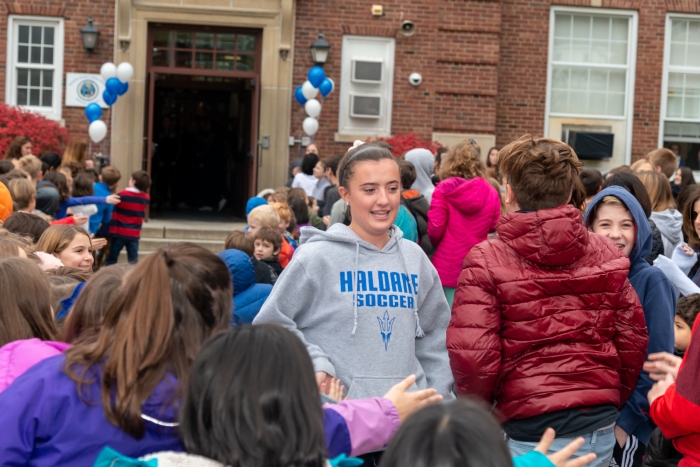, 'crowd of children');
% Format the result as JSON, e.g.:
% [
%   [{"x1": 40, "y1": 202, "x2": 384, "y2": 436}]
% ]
[{"x1": 1, "y1": 134, "x2": 700, "y2": 467}]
